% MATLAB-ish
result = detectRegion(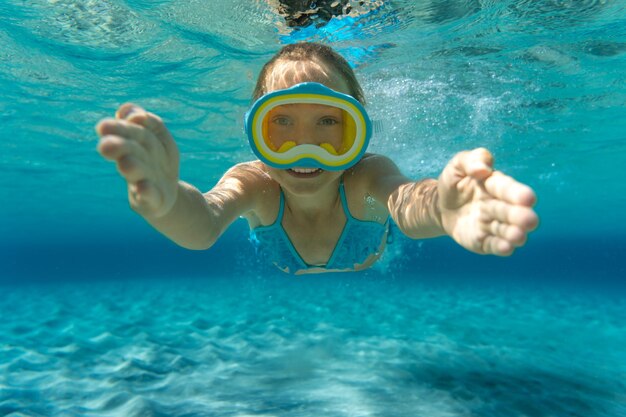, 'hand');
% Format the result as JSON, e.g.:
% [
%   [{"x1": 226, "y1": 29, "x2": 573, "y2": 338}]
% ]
[
  {"x1": 438, "y1": 148, "x2": 538, "y2": 256},
  {"x1": 96, "y1": 103, "x2": 180, "y2": 219}
]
